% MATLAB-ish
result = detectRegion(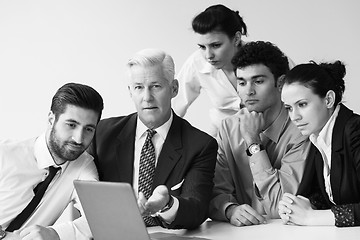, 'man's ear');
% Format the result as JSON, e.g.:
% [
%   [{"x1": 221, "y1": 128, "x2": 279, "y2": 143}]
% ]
[
  {"x1": 128, "y1": 85, "x2": 132, "y2": 98},
  {"x1": 48, "y1": 111, "x2": 55, "y2": 127},
  {"x1": 171, "y1": 79, "x2": 179, "y2": 98},
  {"x1": 277, "y1": 75, "x2": 286, "y2": 92}
]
